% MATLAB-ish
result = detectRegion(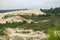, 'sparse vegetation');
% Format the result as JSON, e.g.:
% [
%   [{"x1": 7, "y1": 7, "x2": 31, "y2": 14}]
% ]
[
  {"x1": 20, "y1": 31, "x2": 30, "y2": 34},
  {"x1": 3, "y1": 14, "x2": 16, "y2": 19},
  {"x1": 0, "y1": 7, "x2": 60, "y2": 40},
  {"x1": 0, "y1": 29, "x2": 7, "y2": 36}
]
